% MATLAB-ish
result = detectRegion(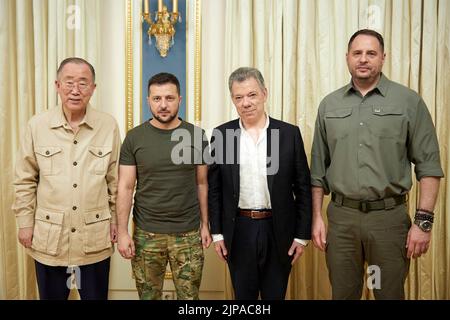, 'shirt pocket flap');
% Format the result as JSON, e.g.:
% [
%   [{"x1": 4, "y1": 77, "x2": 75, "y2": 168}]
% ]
[
  {"x1": 372, "y1": 106, "x2": 403, "y2": 116},
  {"x1": 84, "y1": 208, "x2": 112, "y2": 224},
  {"x1": 88, "y1": 146, "x2": 112, "y2": 158},
  {"x1": 325, "y1": 108, "x2": 353, "y2": 118},
  {"x1": 35, "y1": 208, "x2": 64, "y2": 225},
  {"x1": 35, "y1": 147, "x2": 62, "y2": 157}
]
